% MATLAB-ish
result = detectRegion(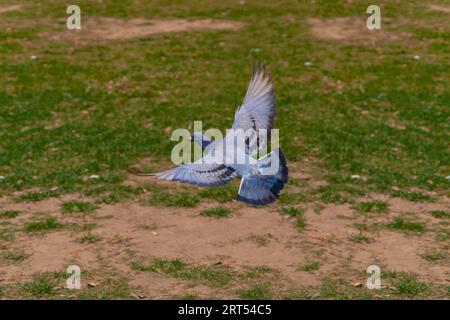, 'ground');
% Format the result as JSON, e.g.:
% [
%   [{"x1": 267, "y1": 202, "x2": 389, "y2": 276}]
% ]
[{"x1": 0, "y1": 0, "x2": 449, "y2": 299}]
